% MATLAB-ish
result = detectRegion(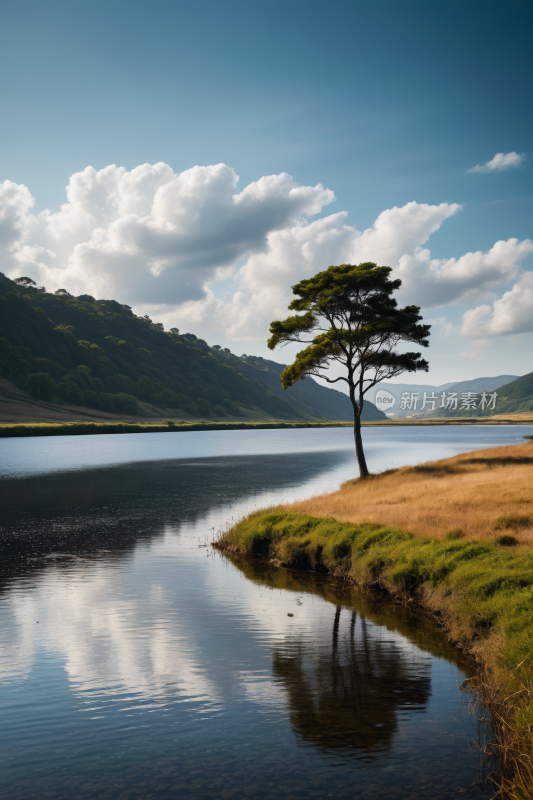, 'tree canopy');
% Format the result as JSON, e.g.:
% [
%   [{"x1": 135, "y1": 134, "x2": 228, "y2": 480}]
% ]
[{"x1": 268, "y1": 262, "x2": 431, "y2": 475}]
